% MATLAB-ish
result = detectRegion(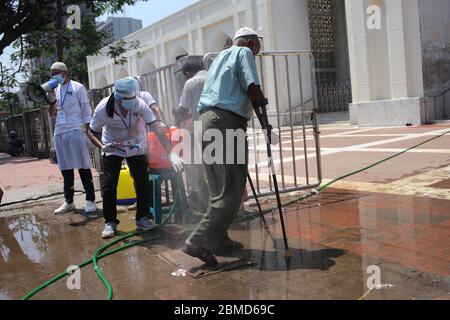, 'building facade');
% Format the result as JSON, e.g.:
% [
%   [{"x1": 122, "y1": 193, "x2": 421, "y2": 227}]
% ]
[
  {"x1": 87, "y1": 0, "x2": 450, "y2": 126},
  {"x1": 96, "y1": 17, "x2": 143, "y2": 46}
]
